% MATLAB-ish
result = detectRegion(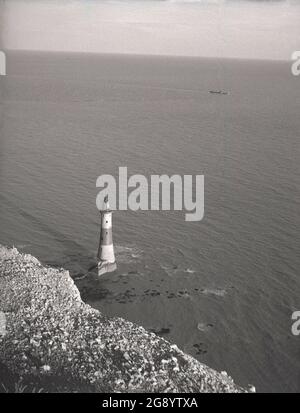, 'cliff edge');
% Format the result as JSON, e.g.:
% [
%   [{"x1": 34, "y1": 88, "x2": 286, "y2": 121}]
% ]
[{"x1": 0, "y1": 245, "x2": 246, "y2": 393}]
